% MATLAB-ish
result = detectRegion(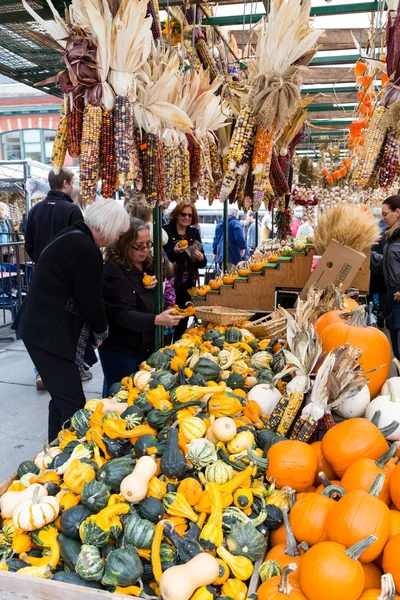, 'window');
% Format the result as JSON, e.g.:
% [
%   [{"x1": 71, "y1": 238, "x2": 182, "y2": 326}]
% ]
[{"x1": 1, "y1": 129, "x2": 57, "y2": 163}]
